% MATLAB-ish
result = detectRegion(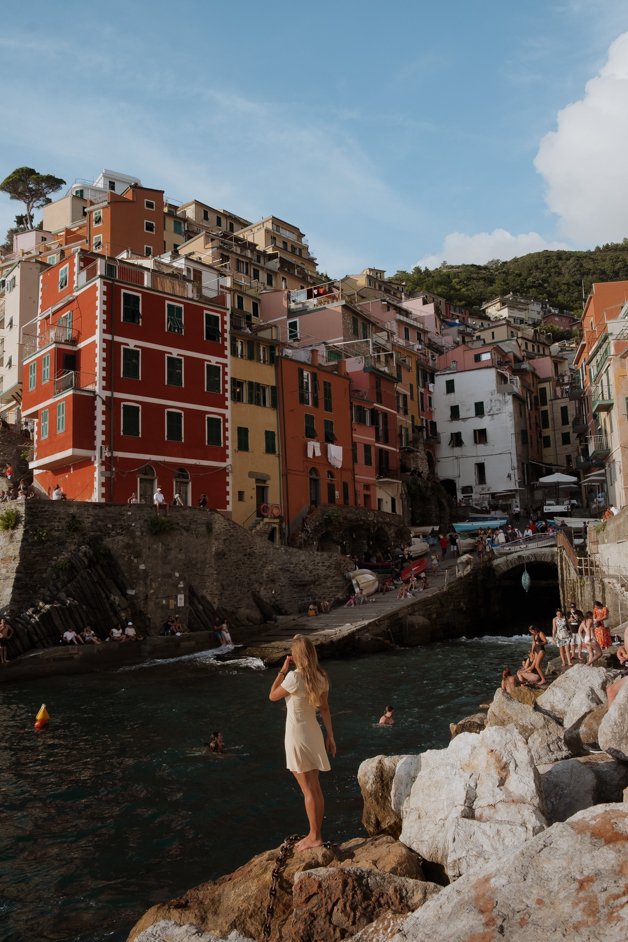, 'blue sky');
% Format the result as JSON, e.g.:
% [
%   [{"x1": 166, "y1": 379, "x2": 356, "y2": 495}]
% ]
[{"x1": 1, "y1": 0, "x2": 628, "y2": 276}]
